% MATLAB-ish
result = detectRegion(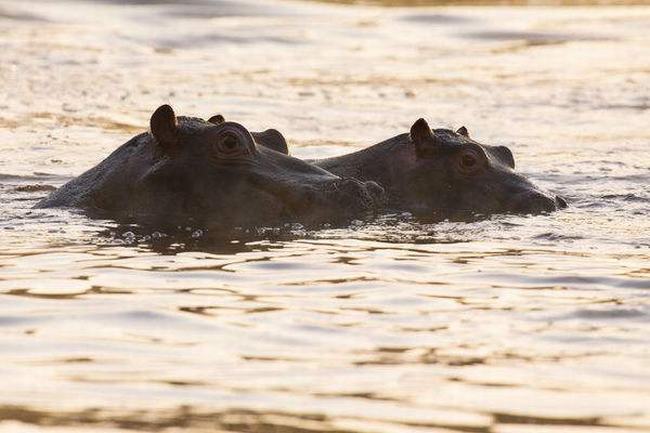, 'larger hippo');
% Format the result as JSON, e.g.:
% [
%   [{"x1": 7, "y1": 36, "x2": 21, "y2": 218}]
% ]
[
  {"x1": 35, "y1": 105, "x2": 384, "y2": 228},
  {"x1": 311, "y1": 119, "x2": 567, "y2": 219}
]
